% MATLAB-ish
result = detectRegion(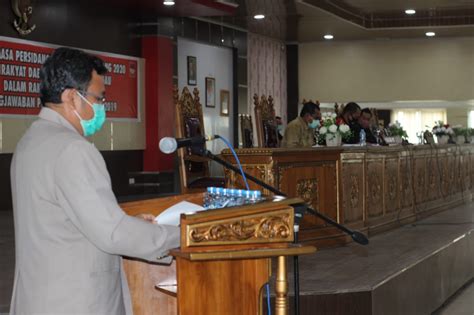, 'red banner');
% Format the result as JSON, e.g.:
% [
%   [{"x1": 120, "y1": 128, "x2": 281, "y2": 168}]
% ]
[{"x1": 0, "y1": 36, "x2": 140, "y2": 120}]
